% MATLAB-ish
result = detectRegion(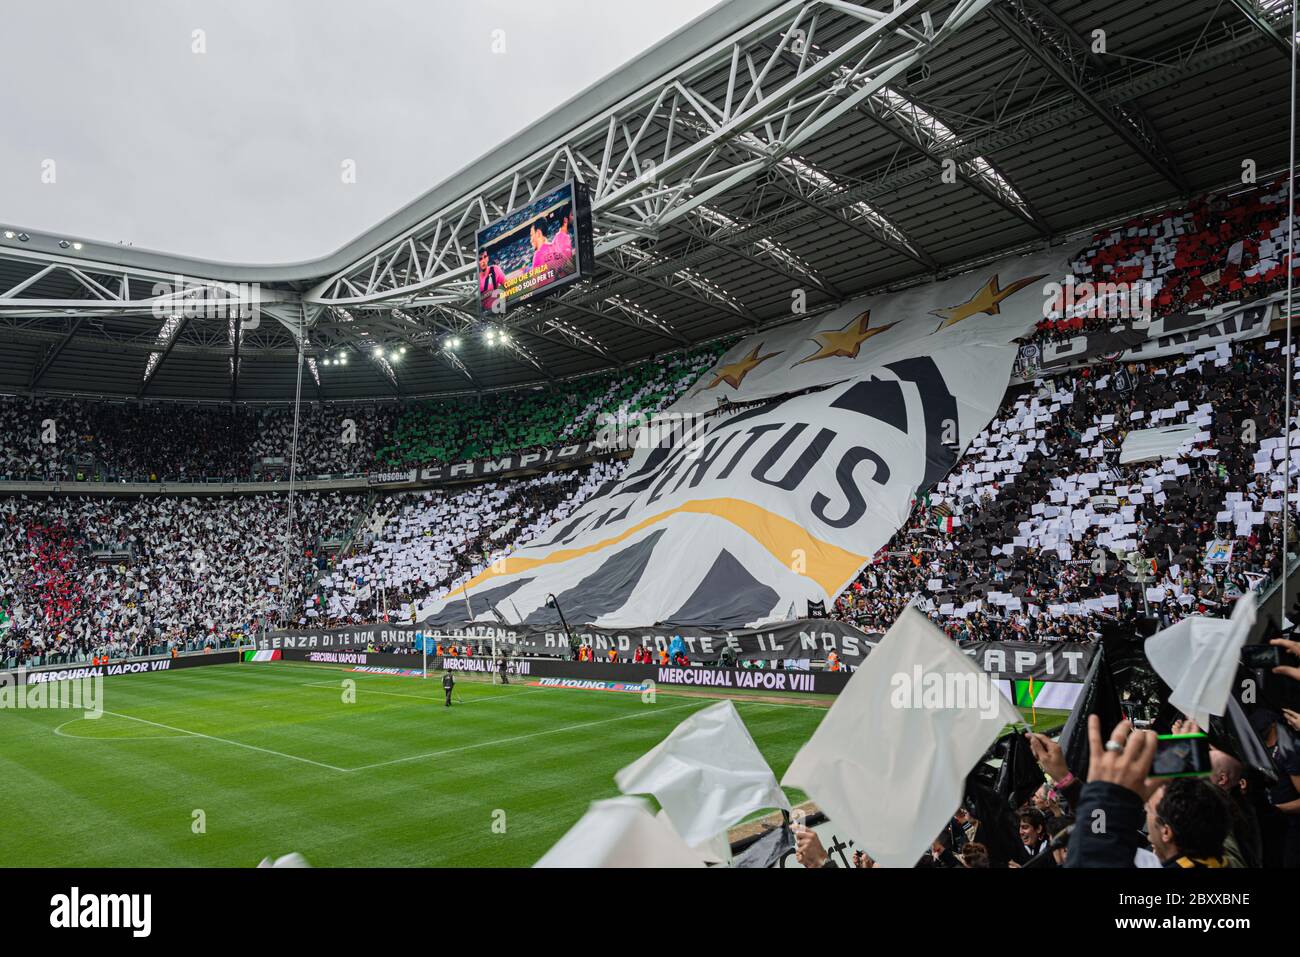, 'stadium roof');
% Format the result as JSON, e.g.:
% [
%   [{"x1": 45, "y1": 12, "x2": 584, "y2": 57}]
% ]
[{"x1": 0, "y1": 0, "x2": 1293, "y2": 404}]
